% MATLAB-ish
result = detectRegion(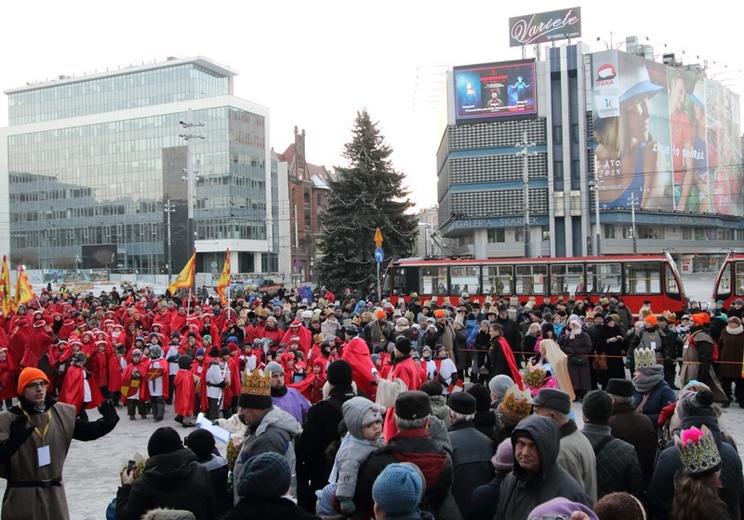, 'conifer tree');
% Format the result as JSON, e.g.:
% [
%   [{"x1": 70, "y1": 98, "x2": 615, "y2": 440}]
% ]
[{"x1": 317, "y1": 110, "x2": 417, "y2": 294}]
